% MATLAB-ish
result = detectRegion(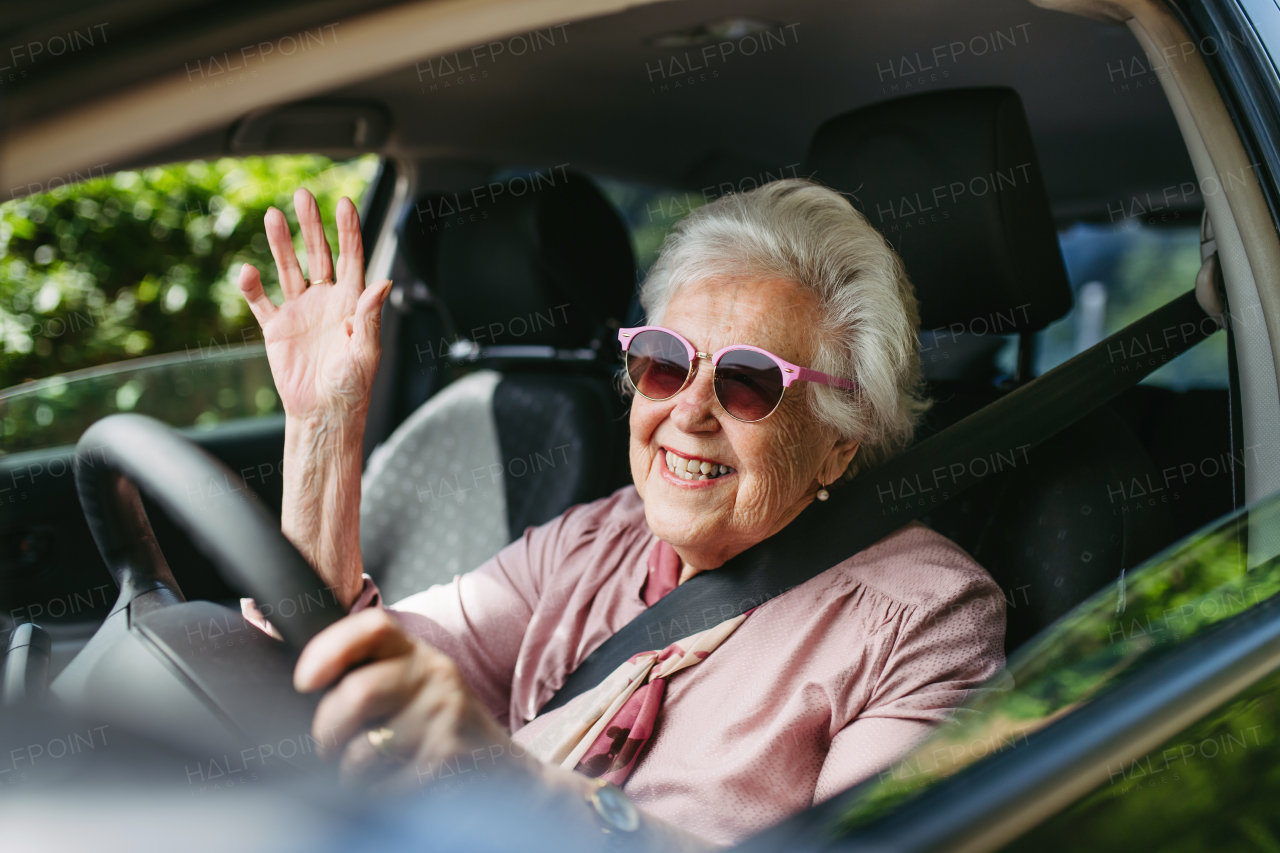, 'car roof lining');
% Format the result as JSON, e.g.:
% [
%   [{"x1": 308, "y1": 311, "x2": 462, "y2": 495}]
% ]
[
  {"x1": 0, "y1": 0, "x2": 657, "y2": 195},
  {"x1": 2, "y1": 0, "x2": 1200, "y2": 225}
]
